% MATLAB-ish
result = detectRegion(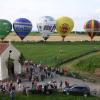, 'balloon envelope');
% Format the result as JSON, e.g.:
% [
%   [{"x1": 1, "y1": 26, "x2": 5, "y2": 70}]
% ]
[
  {"x1": 37, "y1": 16, "x2": 56, "y2": 40},
  {"x1": 0, "y1": 19, "x2": 12, "y2": 40},
  {"x1": 84, "y1": 19, "x2": 100, "y2": 40},
  {"x1": 42, "y1": 33, "x2": 49, "y2": 41},
  {"x1": 56, "y1": 16, "x2": 74, "y2": 37},
  {"x1": 13, "y1": 18, "x2": 32, "y2": 40}
]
